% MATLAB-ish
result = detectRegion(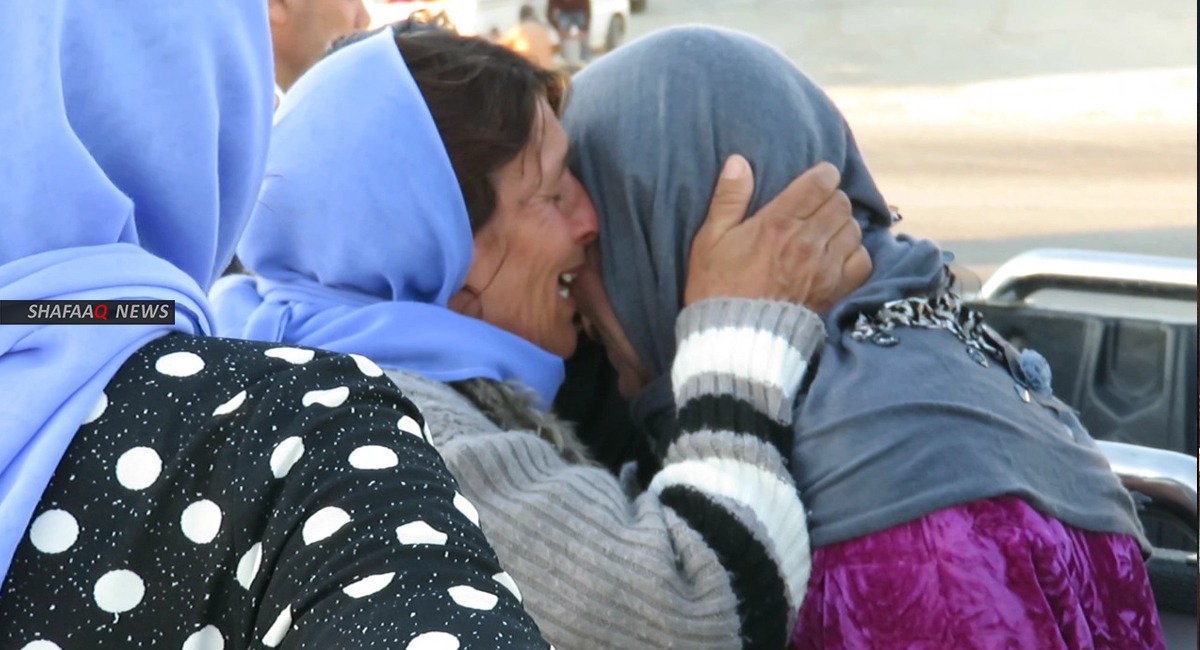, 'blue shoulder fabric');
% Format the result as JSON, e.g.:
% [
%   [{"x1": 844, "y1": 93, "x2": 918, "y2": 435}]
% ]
[{"x1": 0, "y1": 2, "x2": 273, "y2": 581}]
